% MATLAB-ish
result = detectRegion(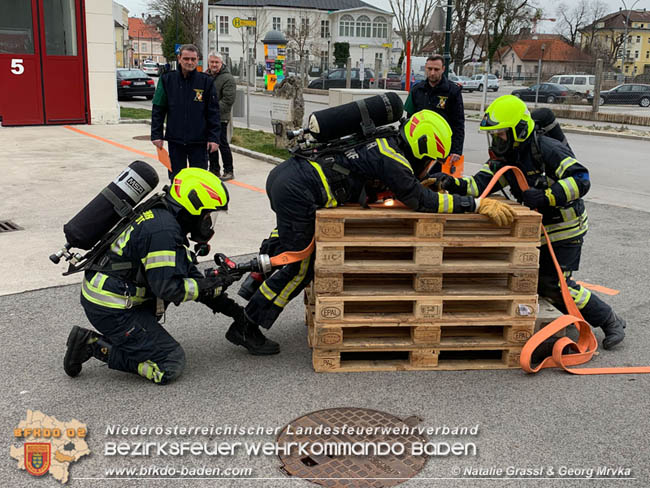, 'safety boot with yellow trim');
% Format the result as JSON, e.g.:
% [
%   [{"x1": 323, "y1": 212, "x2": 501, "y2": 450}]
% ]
[
  {"x1": 226, "y1": 316, "x2": 280, "y2": 355},
  {"x1": 63, "y1": 326, "x2": 109, "y2": 377},
  {"x1": 600, "y1": 310, "x2": 626, "y2": 350}
]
